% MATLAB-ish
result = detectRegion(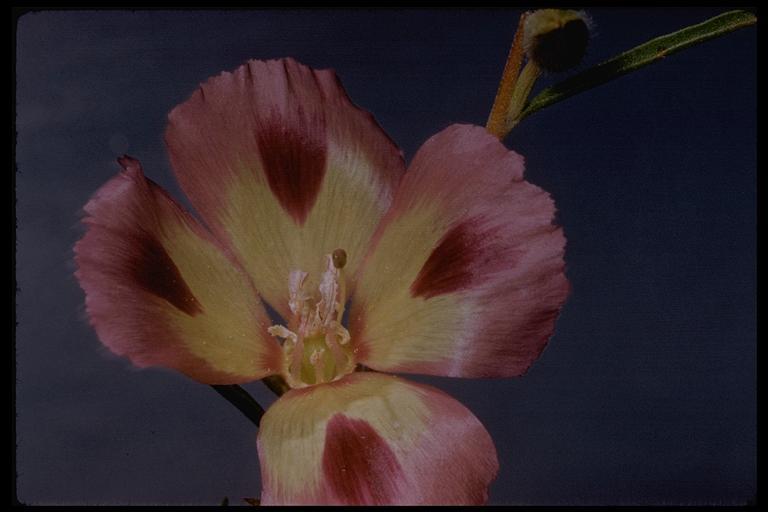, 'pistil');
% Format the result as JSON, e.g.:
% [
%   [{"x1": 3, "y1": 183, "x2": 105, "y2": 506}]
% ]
[{"x1": 267, "y1": 250, "x2": 354, "y2": 388}]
